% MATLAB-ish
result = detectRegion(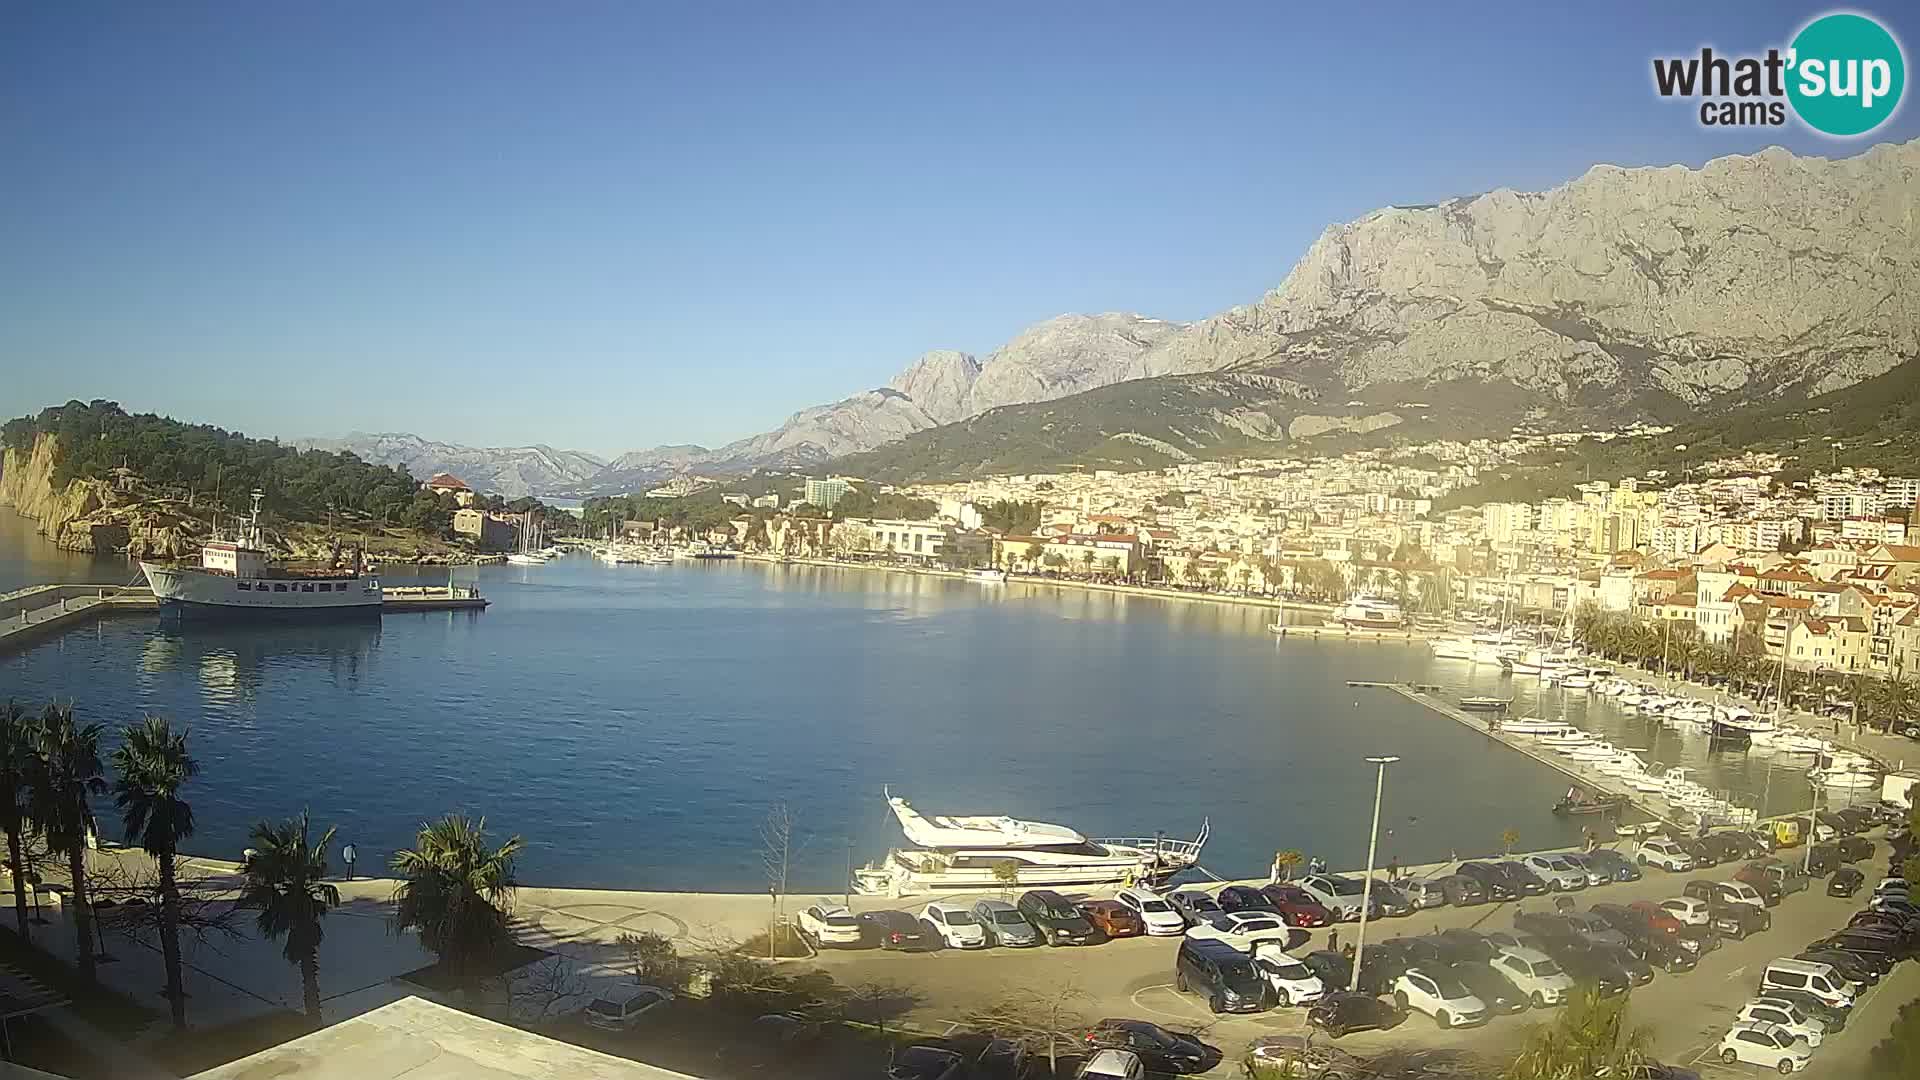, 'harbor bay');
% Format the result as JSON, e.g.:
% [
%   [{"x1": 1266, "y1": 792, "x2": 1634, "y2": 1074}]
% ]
[{"x1": 0, "y1": 514, "x2": 1824, "y2": 894}]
